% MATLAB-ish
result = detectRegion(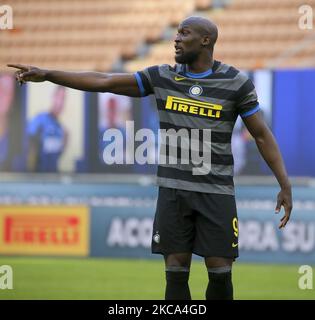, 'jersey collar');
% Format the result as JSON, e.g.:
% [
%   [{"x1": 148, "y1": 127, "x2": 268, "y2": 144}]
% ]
[{"x1": 181, "y1": 60, "x2": 220, "y2": 78}]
